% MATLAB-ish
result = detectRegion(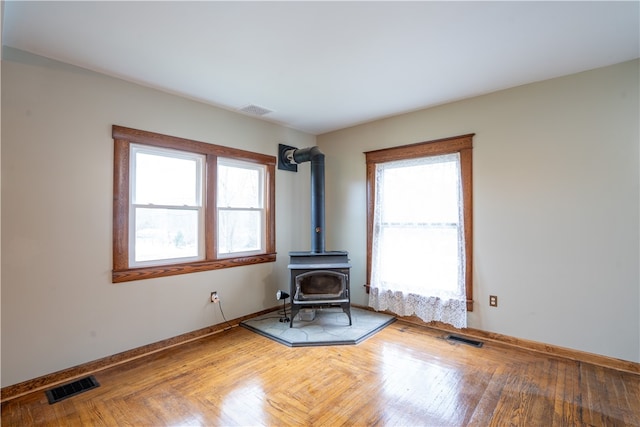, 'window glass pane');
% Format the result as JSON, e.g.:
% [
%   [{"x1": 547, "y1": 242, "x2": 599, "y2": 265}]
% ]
[
  {"x1": 380, "y1": 156, "x2": 459, "y2": 224},
  {"x1": 372, "y1": 152, "x2": 465, "y2": 300},
  {"x1": 217, "y1": 160, "x2": 263, "y2": 208},
  {"x1": 134, "y1": 208, "x2": 200, "y2": 262},
  {"x1": 376, "y1": 226, "x2": 460, "y2": 294},
  {"x1": 134, "y1": 150, "x2": 201, "y2": 206},
  {"x1": 218, "y1": 210, "x2": 262, "y2": 254}
]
